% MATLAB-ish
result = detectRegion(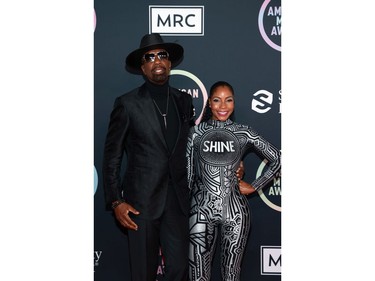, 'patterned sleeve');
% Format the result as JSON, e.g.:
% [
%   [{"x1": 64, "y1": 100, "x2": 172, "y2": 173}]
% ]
[{"x1": 247, "y1": 128, "x2": 281, "y2": 190}]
